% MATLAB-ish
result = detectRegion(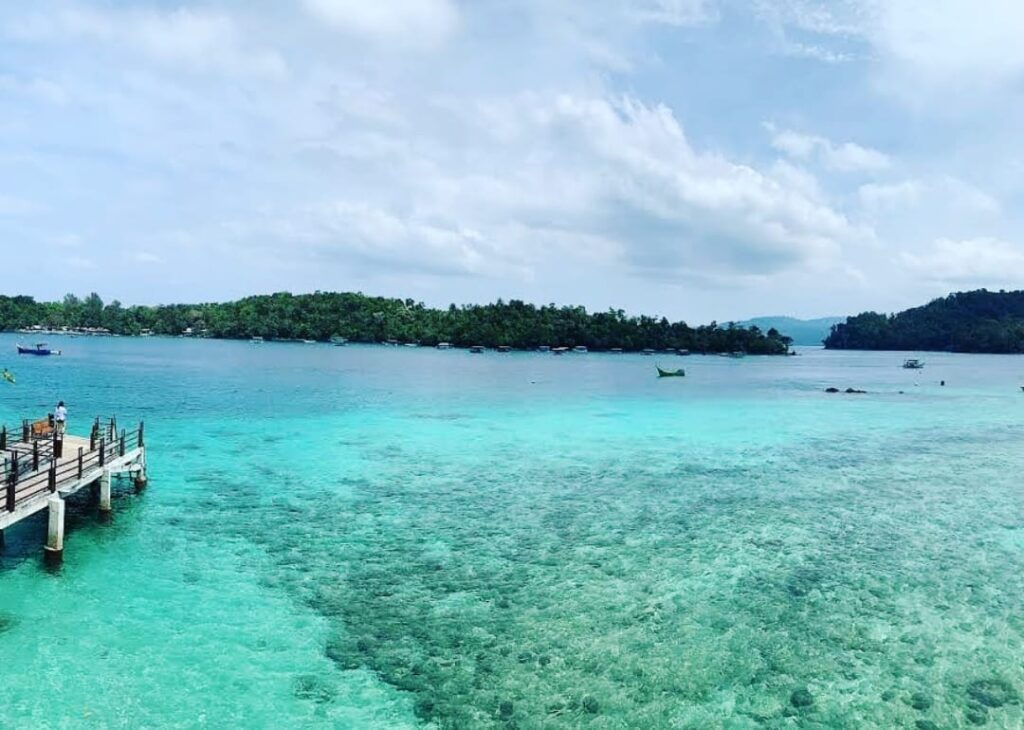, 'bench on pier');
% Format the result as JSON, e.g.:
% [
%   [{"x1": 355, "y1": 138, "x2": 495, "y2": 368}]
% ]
[{"x1": 29, "y1": 417, "x2": 54, "y2": 439}]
